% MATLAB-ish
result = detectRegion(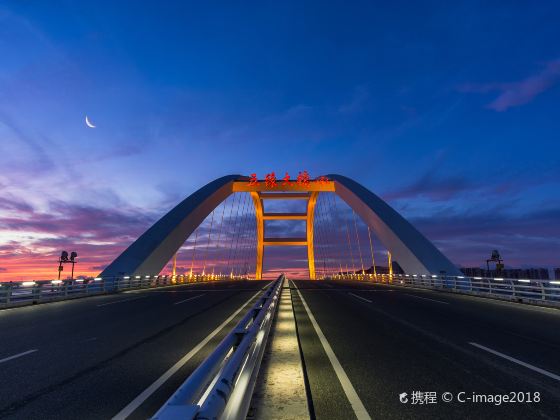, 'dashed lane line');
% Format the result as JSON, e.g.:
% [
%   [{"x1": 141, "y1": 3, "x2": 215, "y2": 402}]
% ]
[
  {"x1": 469, "y1": 342, "x2": 560, "y2": 382},
  {"x1": 173, "y1": 294, "x2": 206, "y2": 305},
  {"x1": 348, "y1": 292, "x2": 373, "y2": 304},
  {"x1": 112, "y1": 289, "x2": 263, "y2": 419},
  {"x1": 292, "y1": 281, "x2": 372, "y2": 420},
  {"x1": 97, "y1": 296, "x2": 148, "y2": 307},
  {"x1": 0, "y1": 349, "x2": 38, "y2": 364},
  {"x1": 402, "y1": 293, "x2": 449, "y2": 305}
]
